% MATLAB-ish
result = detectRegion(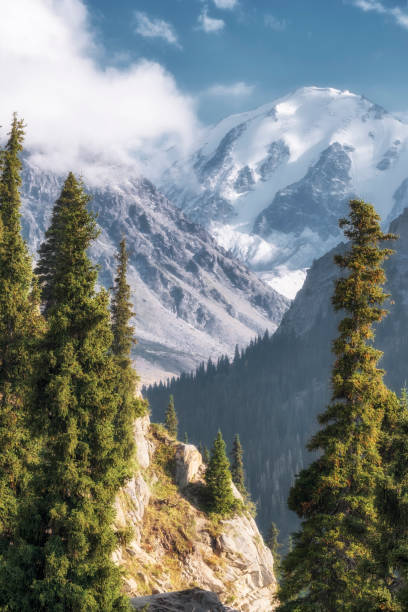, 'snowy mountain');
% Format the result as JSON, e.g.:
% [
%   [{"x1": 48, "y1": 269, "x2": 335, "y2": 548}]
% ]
[
  {"x1": 161, "y1": 86, "x2": 408, "y2": 298},
  {"x1": 20, "y1": 161, "x2": 289, "y2": 384}
]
